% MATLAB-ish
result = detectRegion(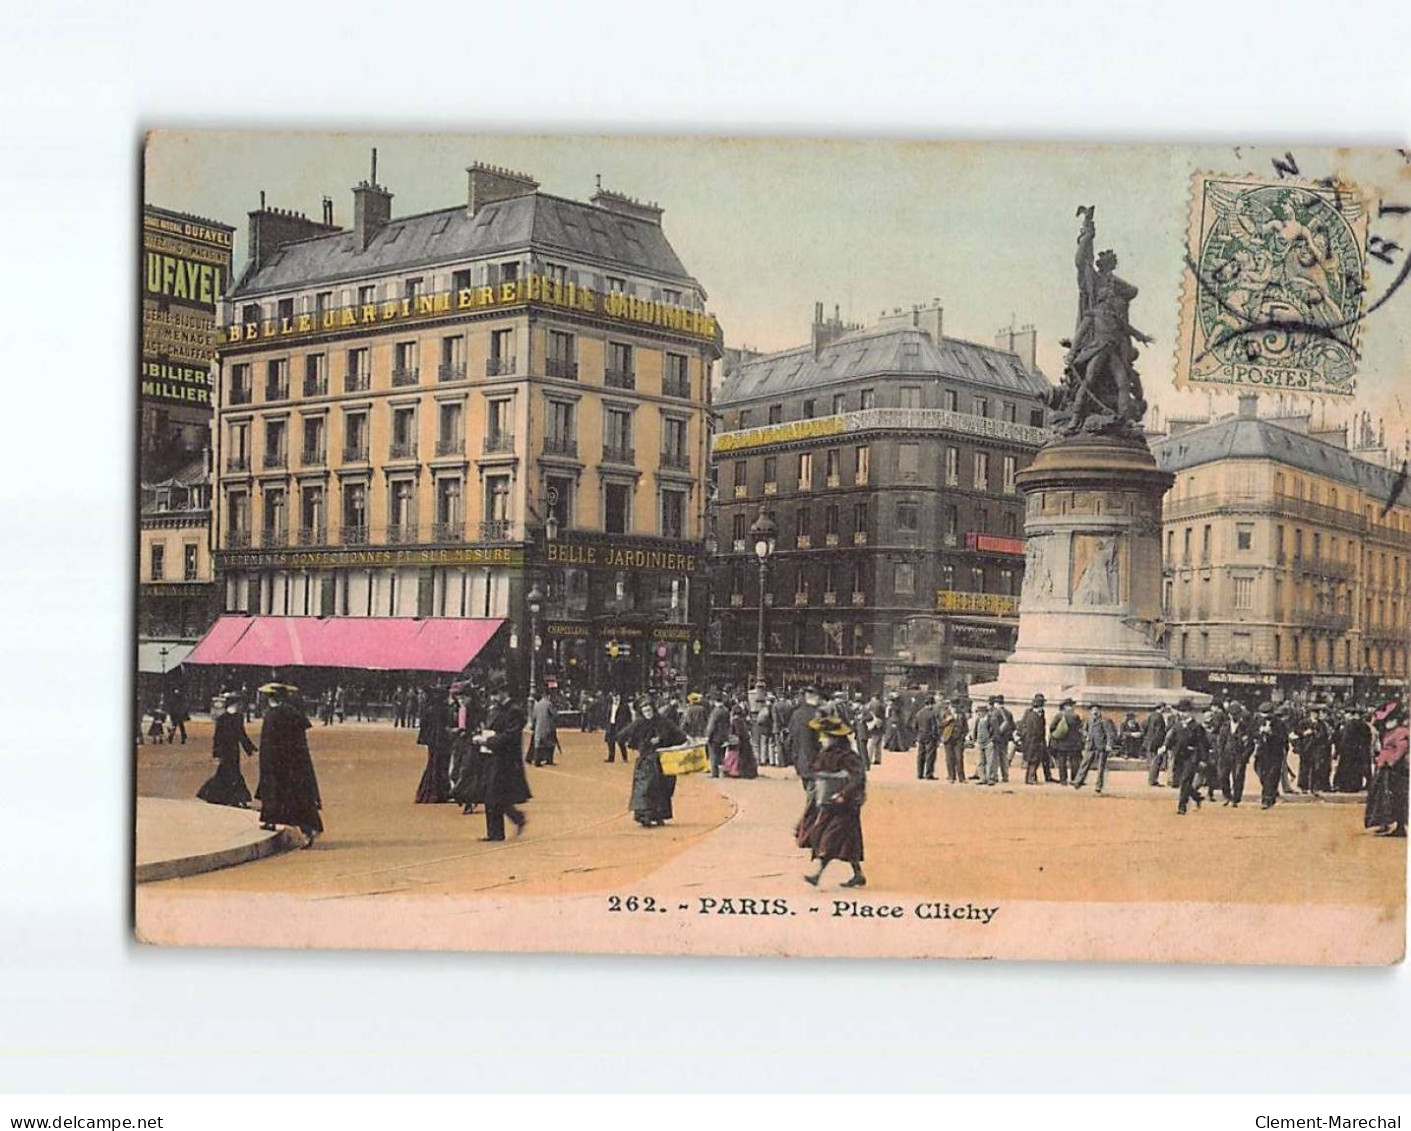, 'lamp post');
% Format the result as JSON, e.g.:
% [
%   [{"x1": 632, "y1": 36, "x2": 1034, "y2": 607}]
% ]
[
  {"x1": 527, "y1": 582, "x2": 544, "y2": 702},
  {"x1": 749, "y1": 509, "x2": 777, "y2": 691}
]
